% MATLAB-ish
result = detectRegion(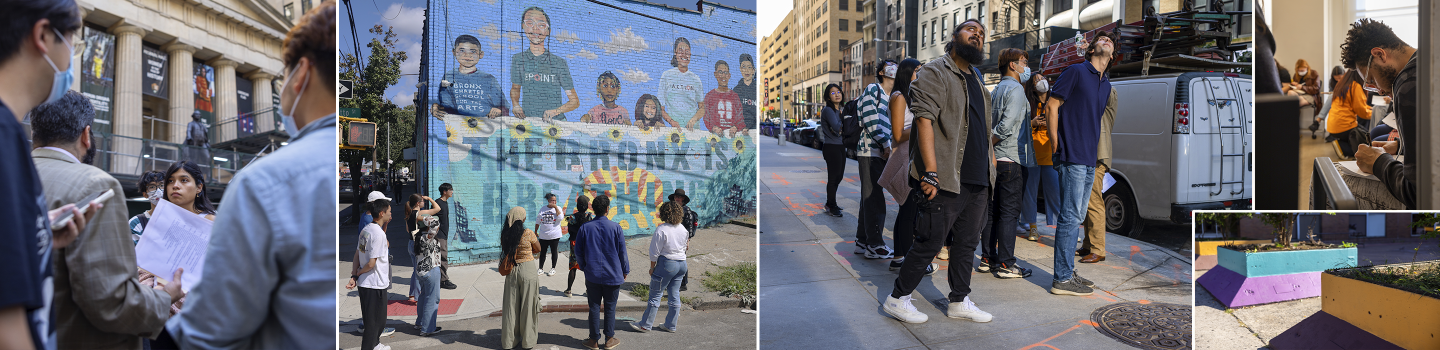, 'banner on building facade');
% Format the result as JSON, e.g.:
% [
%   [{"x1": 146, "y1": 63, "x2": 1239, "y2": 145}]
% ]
[
  {"x1": 236, "y1": 77, "x2": 254, "y2": 136},
  {"x1": 81, "y1": 27, "x2": 114, "y2": 135},
  {"x1": 141, "y1": 45, "x2": 168, "y2": 98},
  {"x1": 193, "y1": 63, "x2": 215, "y2": 127}
]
